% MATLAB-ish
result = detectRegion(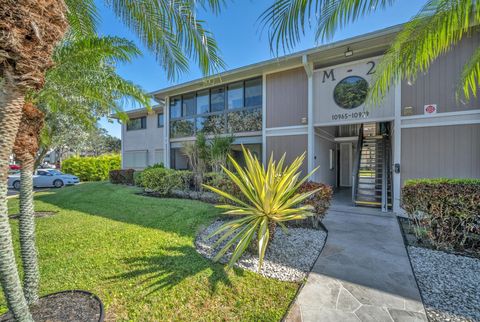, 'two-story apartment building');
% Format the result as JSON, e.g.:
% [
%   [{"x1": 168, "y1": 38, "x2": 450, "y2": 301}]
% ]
[{"x1": 119, "y1": 24, "x2": 480, "y2": 213}]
